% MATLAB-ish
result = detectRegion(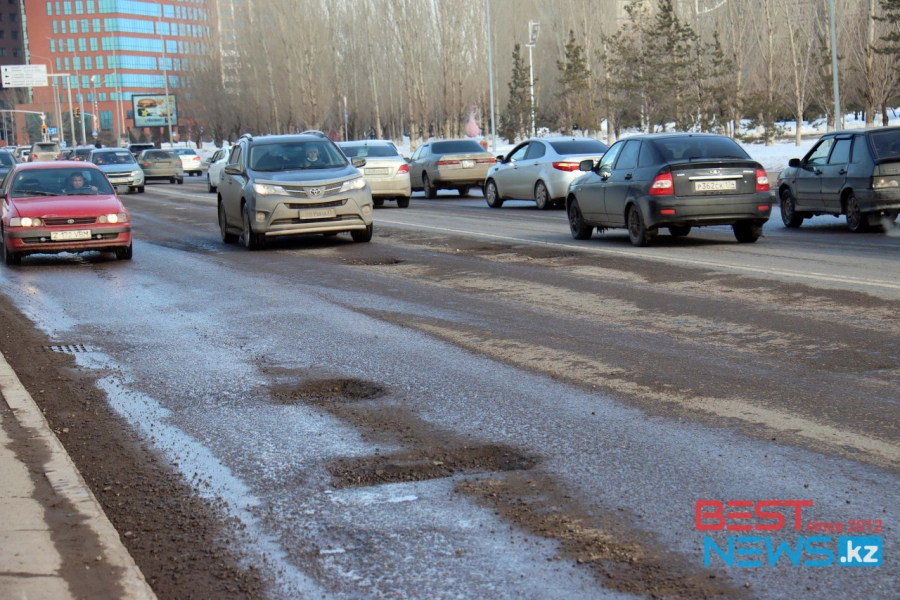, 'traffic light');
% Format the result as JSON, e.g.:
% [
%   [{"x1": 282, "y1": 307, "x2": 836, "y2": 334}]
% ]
[
  {"x1": 41, "y1": 124, "x2": 47, "y2": 135},
  {"x1": 74, "y1": 107, "x2": 81, "y2": 119}
]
